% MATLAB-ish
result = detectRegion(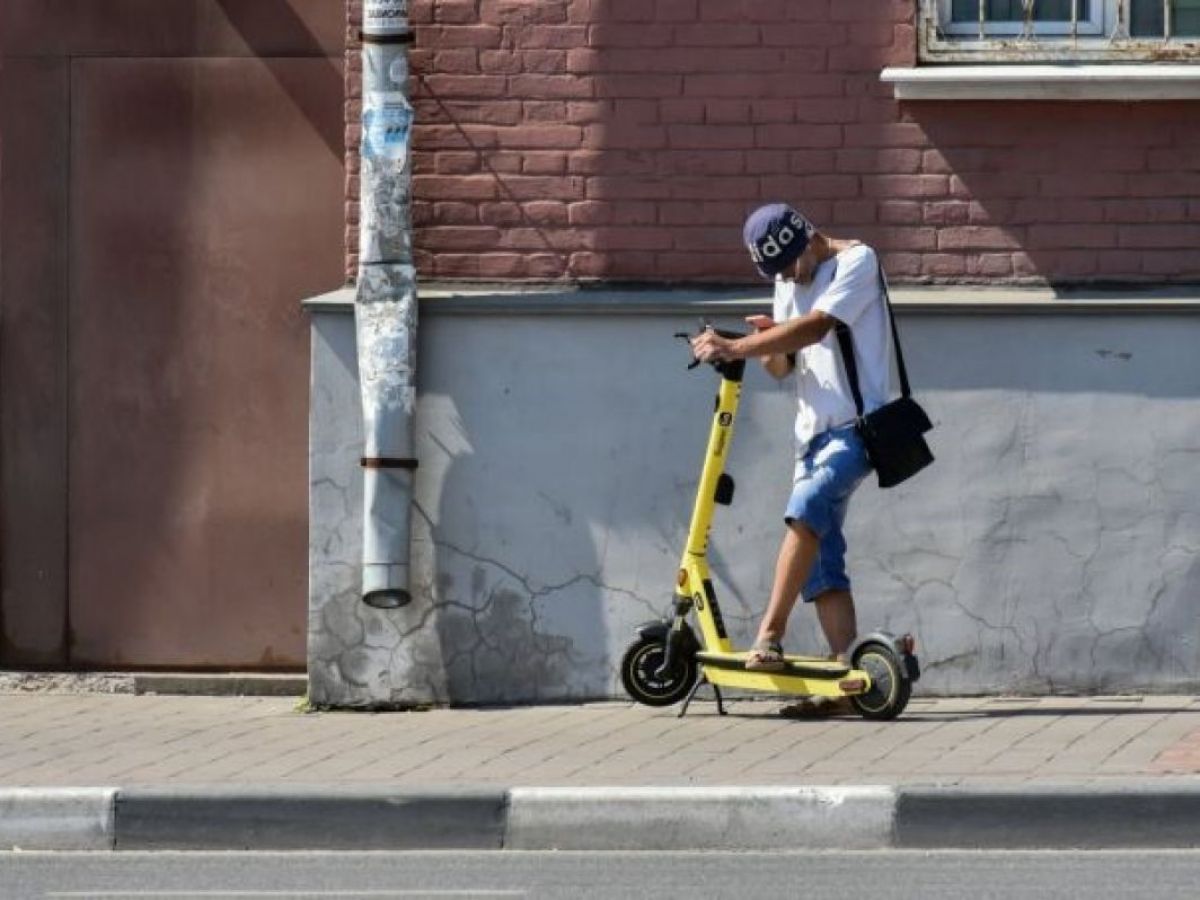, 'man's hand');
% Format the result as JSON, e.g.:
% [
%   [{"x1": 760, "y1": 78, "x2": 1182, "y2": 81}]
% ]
[
  {"x1": 746, "y1": 314, "x2": 775, "y2": 332},
  {"x1": 690, "y1": 327, "x2": 739, "y2": 363}
]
